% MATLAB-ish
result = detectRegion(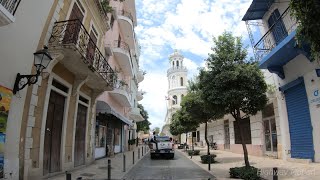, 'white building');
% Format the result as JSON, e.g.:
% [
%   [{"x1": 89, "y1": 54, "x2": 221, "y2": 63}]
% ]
[{"x1": 161, "y1": 50, "x2": 188, "y2": 141}]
